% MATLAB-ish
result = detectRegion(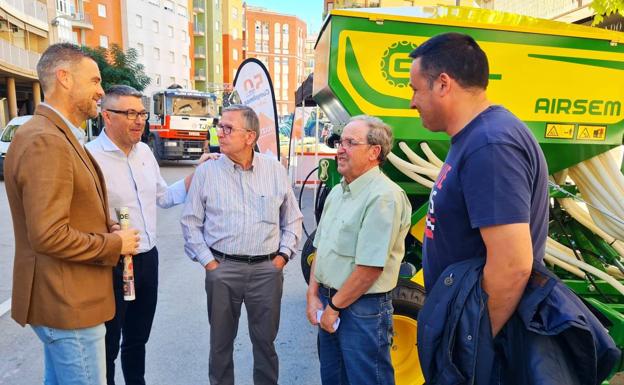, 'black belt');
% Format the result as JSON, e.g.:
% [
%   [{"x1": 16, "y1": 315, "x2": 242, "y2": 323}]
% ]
[
  {"x1": 210, "y1": 248, "x2": 278, "y2": 264},
  {"x1": 318, "y1": 283, "x2": 390, "y2": 299}
]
